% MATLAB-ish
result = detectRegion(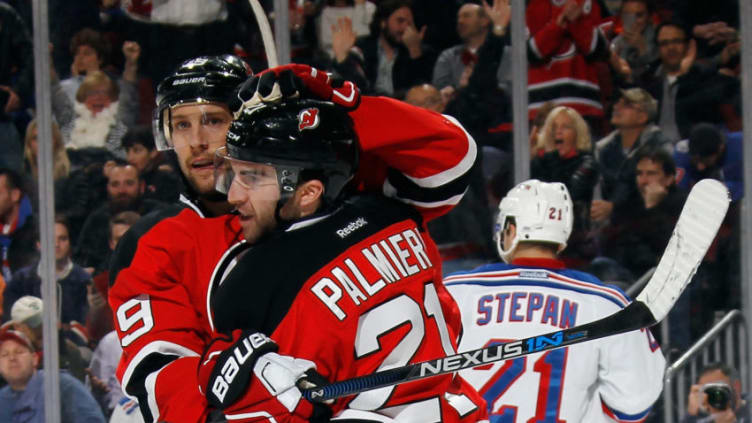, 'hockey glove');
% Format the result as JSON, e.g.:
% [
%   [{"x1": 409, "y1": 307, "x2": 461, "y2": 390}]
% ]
[
  {"x1": 198, "y1": 330, "x2": 319, "y2": 420},
  {"x1": 230, "y1": 64, "x2": 360, "y2": 118}
]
